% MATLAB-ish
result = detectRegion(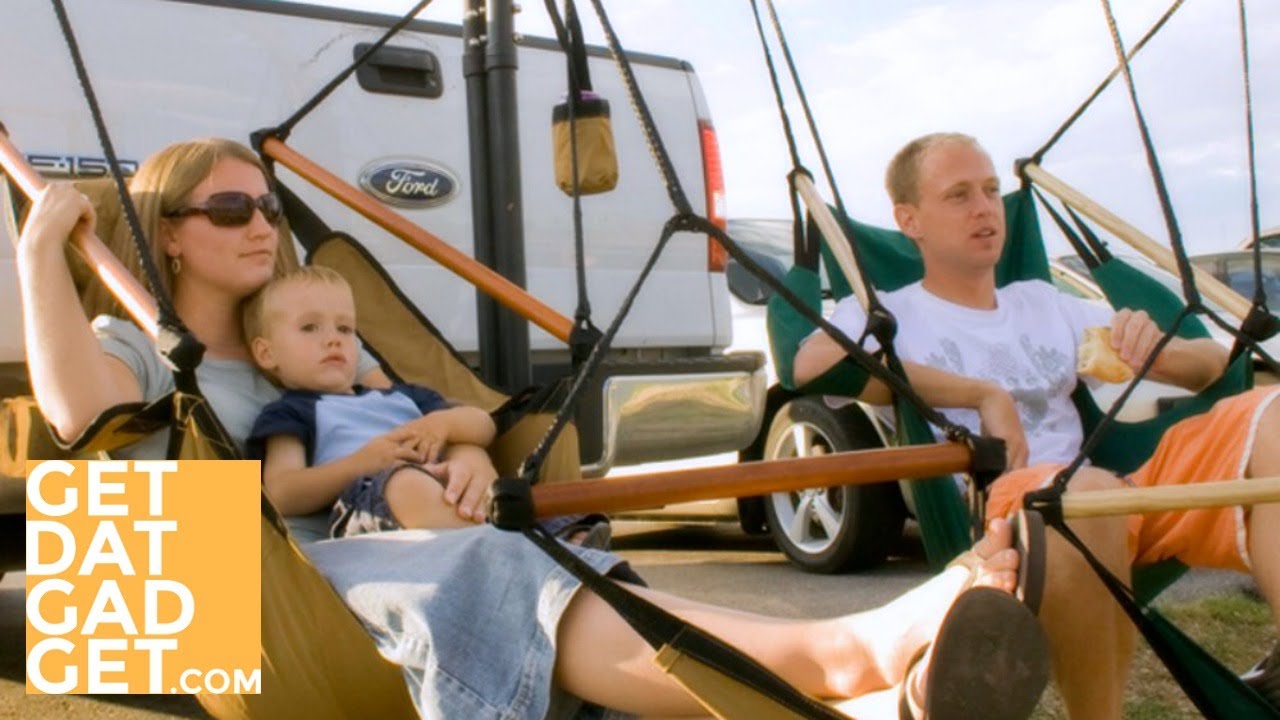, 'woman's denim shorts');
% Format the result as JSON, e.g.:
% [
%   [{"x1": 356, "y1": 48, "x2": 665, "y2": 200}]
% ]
[{"x1": 304, "y1": 525, "x2": 637, "y2": 719}]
